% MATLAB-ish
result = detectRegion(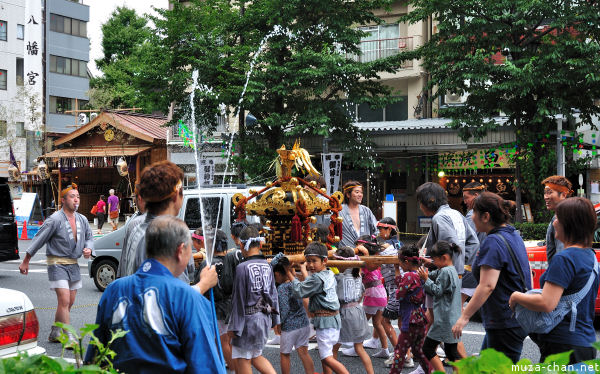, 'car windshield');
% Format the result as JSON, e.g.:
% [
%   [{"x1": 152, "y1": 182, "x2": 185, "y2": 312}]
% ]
[{"x1": 184, "y1": 196, "x2": 225, "y2": 230}]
